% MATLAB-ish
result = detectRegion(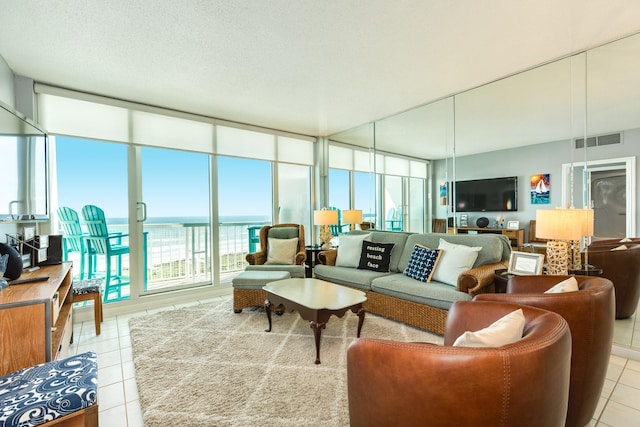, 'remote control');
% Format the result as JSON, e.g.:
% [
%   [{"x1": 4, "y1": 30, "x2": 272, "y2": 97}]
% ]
[{"x1": 9, "y1": 276, "x2": 50, "y2": 285}]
